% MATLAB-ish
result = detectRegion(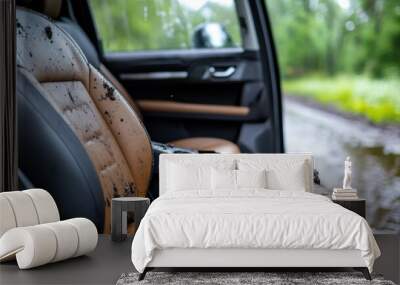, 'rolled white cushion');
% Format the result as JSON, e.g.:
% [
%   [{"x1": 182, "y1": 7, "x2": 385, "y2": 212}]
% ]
[
  {"x1": 0, "y1": 189, "x2": 60, "y2": 237},
  {"x1": 0, "y1": 191, "x2": 39, "y2": 227},
  {"x1": 24, "y1": 189, "x2": 59, "y2": 224},
  {"x1": 65, "y1": 218, "x2": 98, "y2": 257},
  {"x1": 0, "y1": 226, "x2": 57, "y2": 269},
  {"x1": 0, "y1": 196, "x2": 17, "y2": 237},
  {"x1": 0, "y1": 218, "x2": 98, "y2": 269},
  {"x1": 42, "y1": 221, "x2": 79, "y2": 262}
]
